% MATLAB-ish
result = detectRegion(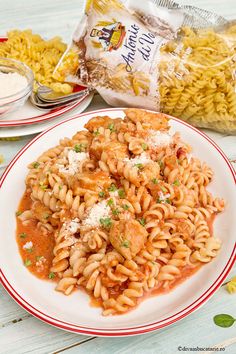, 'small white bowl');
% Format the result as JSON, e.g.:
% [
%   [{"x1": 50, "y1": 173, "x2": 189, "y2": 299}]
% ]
[{"x1": 0, "y1": 57, "x2": 34, "y2": 117}]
